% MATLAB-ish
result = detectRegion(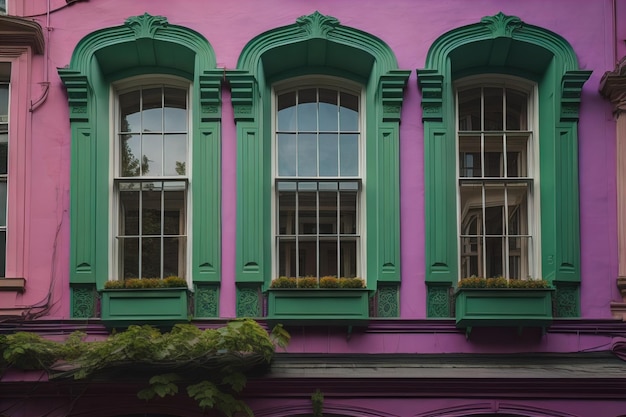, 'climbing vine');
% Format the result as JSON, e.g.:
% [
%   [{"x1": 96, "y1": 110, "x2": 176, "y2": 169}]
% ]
[{"x1": 0, "y1": 319, "x2": 290, "y2": 416}]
